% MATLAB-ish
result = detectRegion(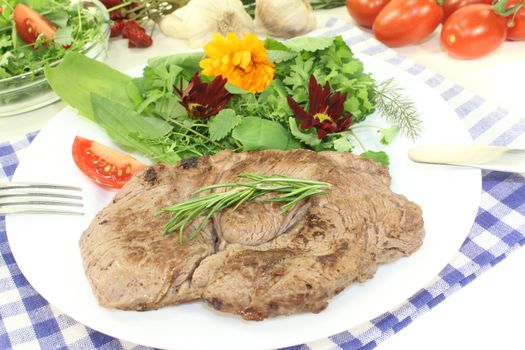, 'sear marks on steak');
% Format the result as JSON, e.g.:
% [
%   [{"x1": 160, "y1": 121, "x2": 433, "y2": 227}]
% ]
[{"x1": 80, "y1": 149, "x2": 424, "y2": 319}]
